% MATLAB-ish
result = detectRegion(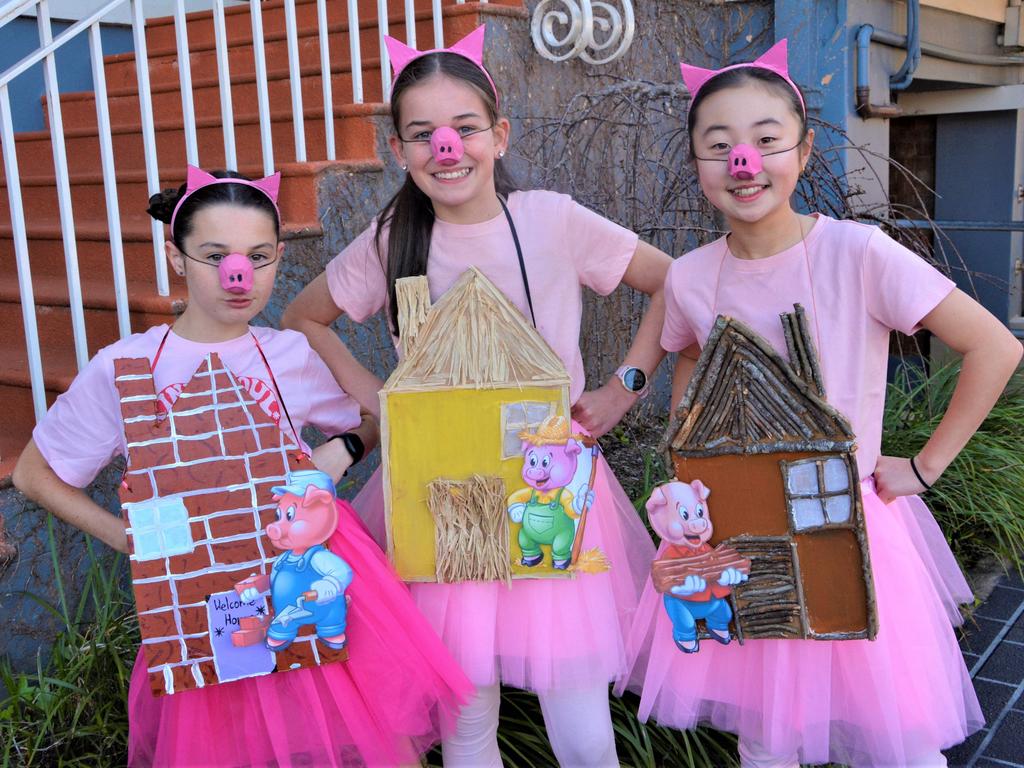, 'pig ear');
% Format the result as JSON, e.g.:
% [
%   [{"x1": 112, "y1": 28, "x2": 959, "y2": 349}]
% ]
[
  {"x1": 520, "y1": 440, "x2": 531, "y2": 455},
  {"x1": 691, "y1": 479, "x2": 711, "y2": 500},
  {"x1": 645, "y1": 484, "x2": 668, "y2": 515},
  {"x1": 565, "y1": 439, "x2": 582, "y2": 457},
  {"x1": 302, "y1": 485, "x2": 332, "y2": 506}
]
